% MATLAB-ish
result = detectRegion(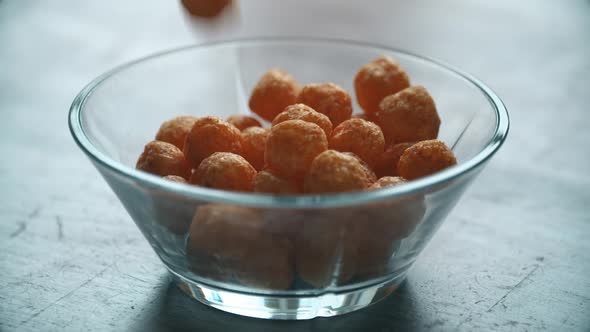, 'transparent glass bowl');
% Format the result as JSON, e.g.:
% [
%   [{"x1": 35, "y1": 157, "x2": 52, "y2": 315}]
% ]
[{"x1": 69, "y1": 38, "x2": 508, "y2": 320}]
